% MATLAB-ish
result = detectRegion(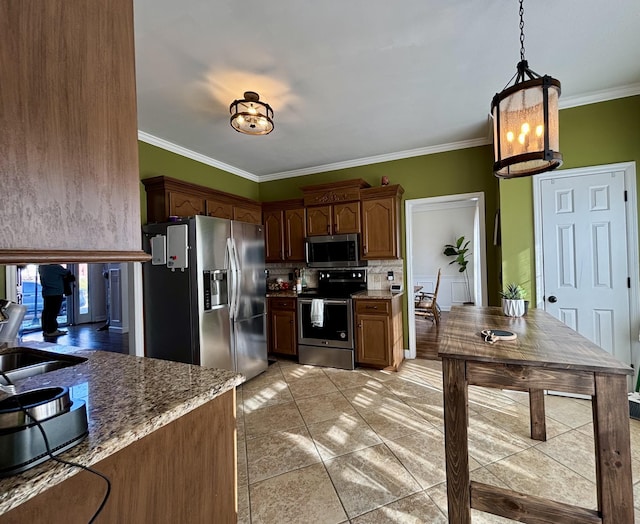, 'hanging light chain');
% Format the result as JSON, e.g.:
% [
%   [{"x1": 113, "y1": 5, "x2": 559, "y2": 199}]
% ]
[{"x1": 519, "y1": 0, "x2": 526, "y2": 62}]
